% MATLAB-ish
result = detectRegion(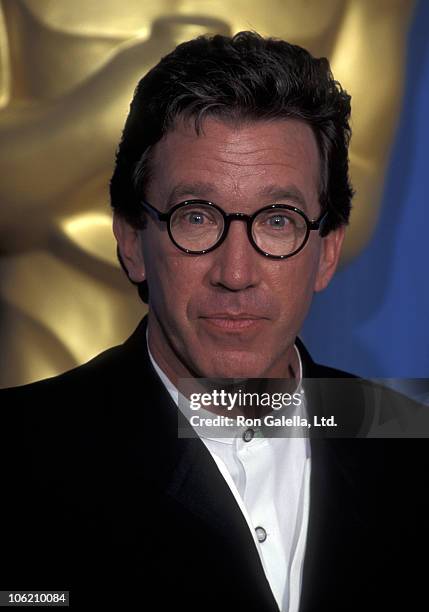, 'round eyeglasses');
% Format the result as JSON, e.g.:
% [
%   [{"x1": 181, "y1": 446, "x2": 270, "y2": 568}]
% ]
[{"x1": 140, "y1": 199, "x2": 328, "y2": 260}]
